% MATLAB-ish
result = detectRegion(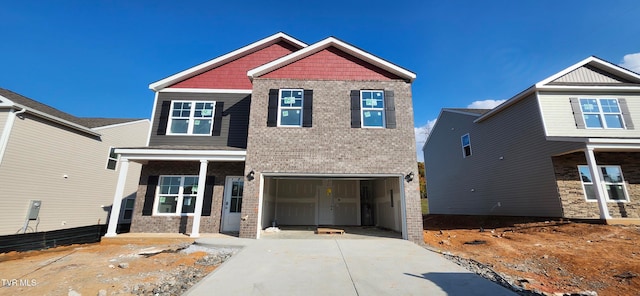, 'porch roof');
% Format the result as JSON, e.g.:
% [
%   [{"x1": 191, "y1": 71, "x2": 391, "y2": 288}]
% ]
[
  {"x1": 548, "y1": 136, "x2": 640, "y2": 155},
  {"x1": 114, "y1": 146, "x2": 246, "y2": 162}
]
